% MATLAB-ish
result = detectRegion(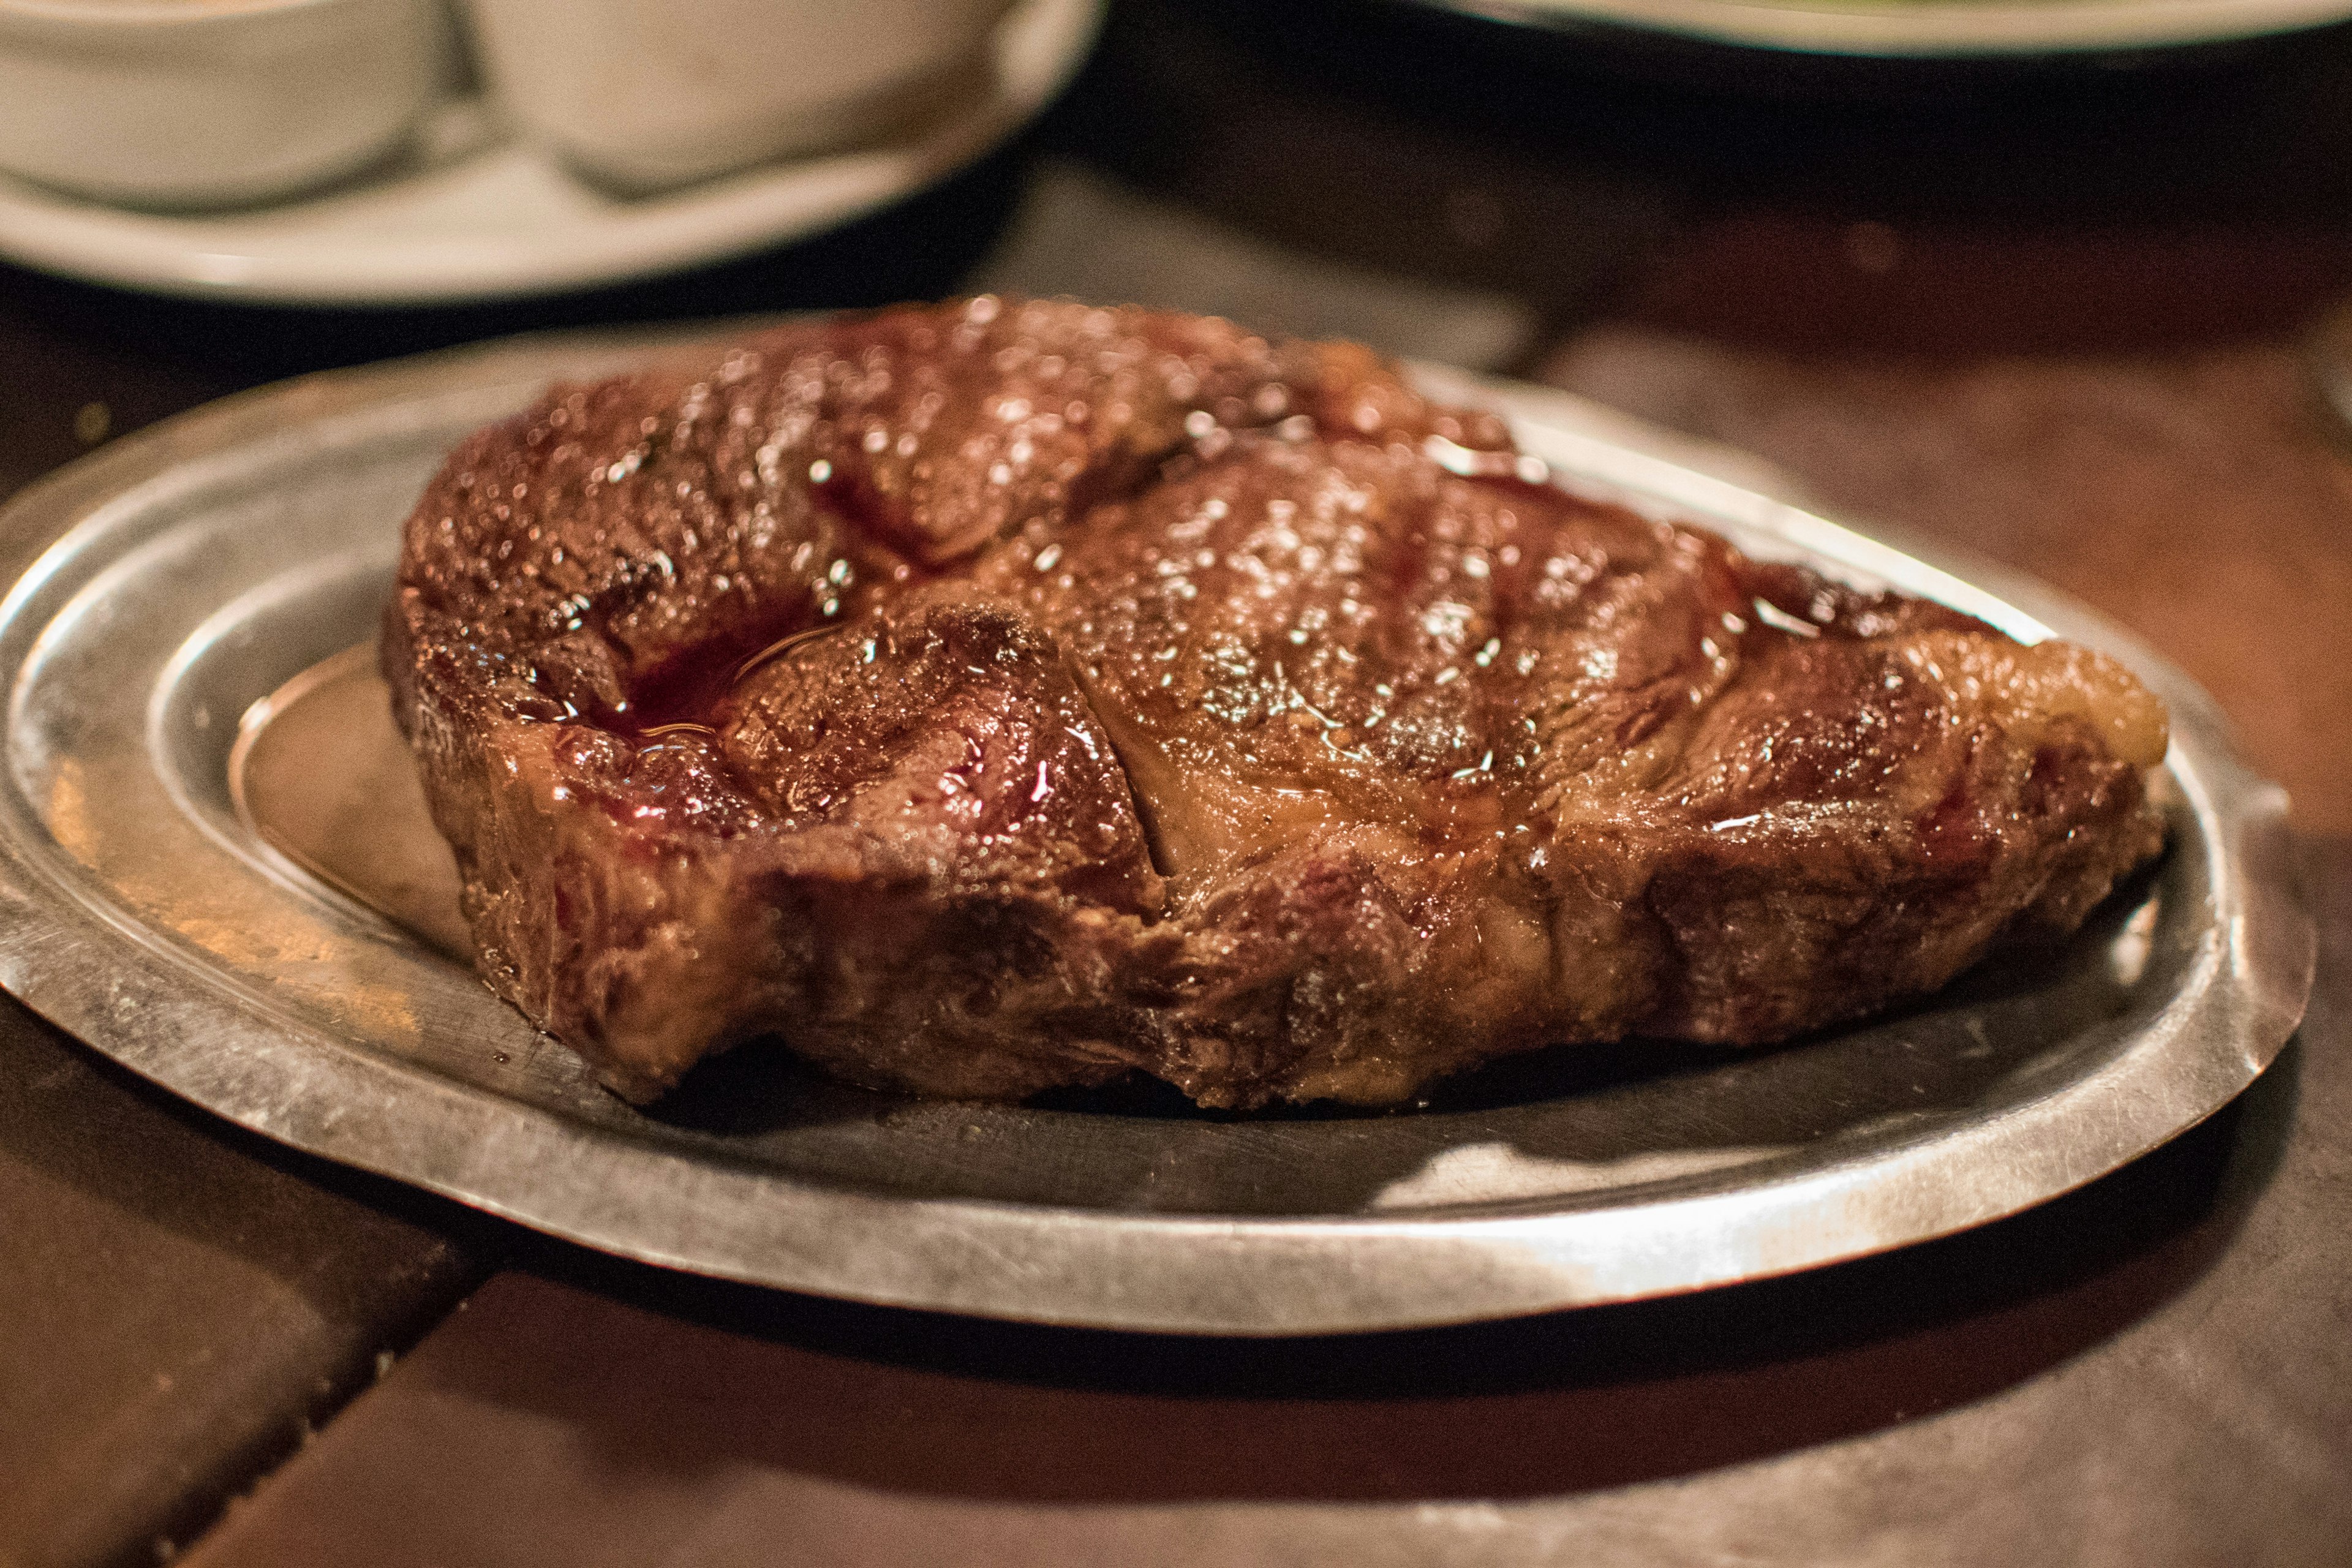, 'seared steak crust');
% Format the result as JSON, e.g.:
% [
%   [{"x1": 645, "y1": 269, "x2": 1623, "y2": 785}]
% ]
[{"x1": 386, "y1": 300, "x2": 2167, "y2": 1106}]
